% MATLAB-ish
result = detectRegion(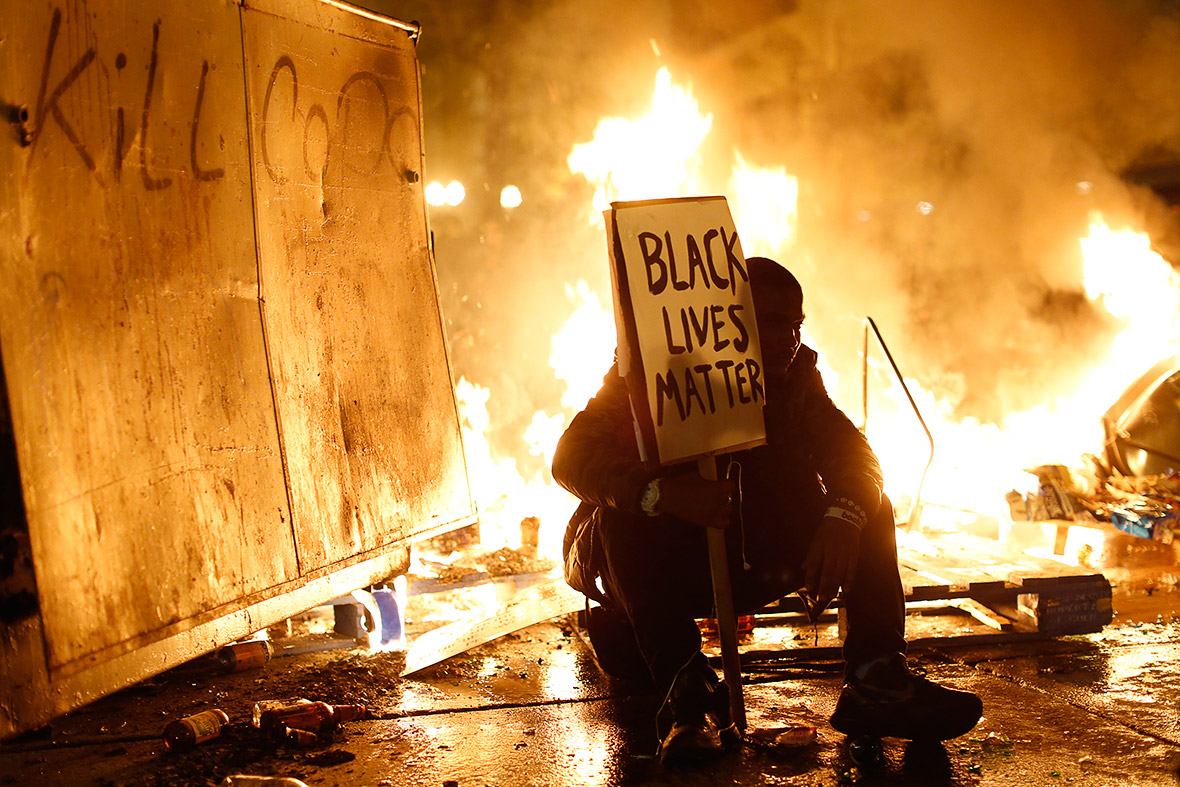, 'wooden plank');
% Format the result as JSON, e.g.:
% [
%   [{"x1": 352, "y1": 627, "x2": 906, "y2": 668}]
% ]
[
  {"x1": 241, "y1": 0, "x2": 474, "y2": 572},
  {"x1": 900, "y1": 552, "x2": 1010, "y2": 595},
  {"x1": 0, "y1": 0, "x2": 297, "y2": 671},
  {"x1": 897, "y1": 565, "x2": 925, "y2": 598},
  {"x1": 946, "y1": 598, "x2": 1014, "y2": 631},
  {"x1": 903, "y1": 532, "x2": 1107, "y2": 591},
  {"x1": 402, "y1": 577, "x2": 584, "y2": 675},
  {"x1": 1016, "y1": 581, "x2": 1113, "y2": 635},
  {"x1": 897, "y1": 553, "x2": 954, "y2": 599}
]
